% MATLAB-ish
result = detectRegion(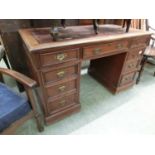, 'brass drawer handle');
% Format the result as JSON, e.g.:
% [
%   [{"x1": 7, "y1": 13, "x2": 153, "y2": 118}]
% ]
[
  {"x1": 58, "y1": 85, "x2": 66, "y2": 92},
  {"x1": 57, "y1": 71, "x2": 65, "y2": 78},
  {"x1": 117, "y1": 44, "x2": 123, "y2": 49},
  {"x1": 107, "y1": 43, "x2": 113, "y2": 46},
  {"x1": 56, "y1": 53, "x2": 67, "y2": 61},
  {"x1": 128, "y1": 64, "x2": 134, "y2": 68},
  {"x1": 125, "y1": 76, "x2": 132, "y2": 81},
  {"x1": 93, "y1": 48, "x2": 101, "y2": 55},
  {"x1": 125, "y1": 77, "x2": 129, "y2": 81},
  {"x1": 59, "y1": 100, "x2": 66, "y2": 106}
]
